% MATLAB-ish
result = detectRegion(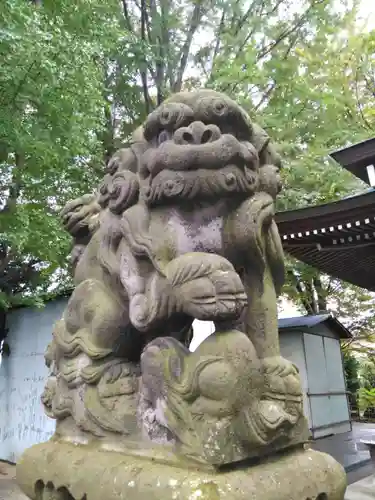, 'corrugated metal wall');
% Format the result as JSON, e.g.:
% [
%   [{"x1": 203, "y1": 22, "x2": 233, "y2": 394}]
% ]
[{"x1": 0, "y1": 298, "x2": 68, "y2": 462}]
